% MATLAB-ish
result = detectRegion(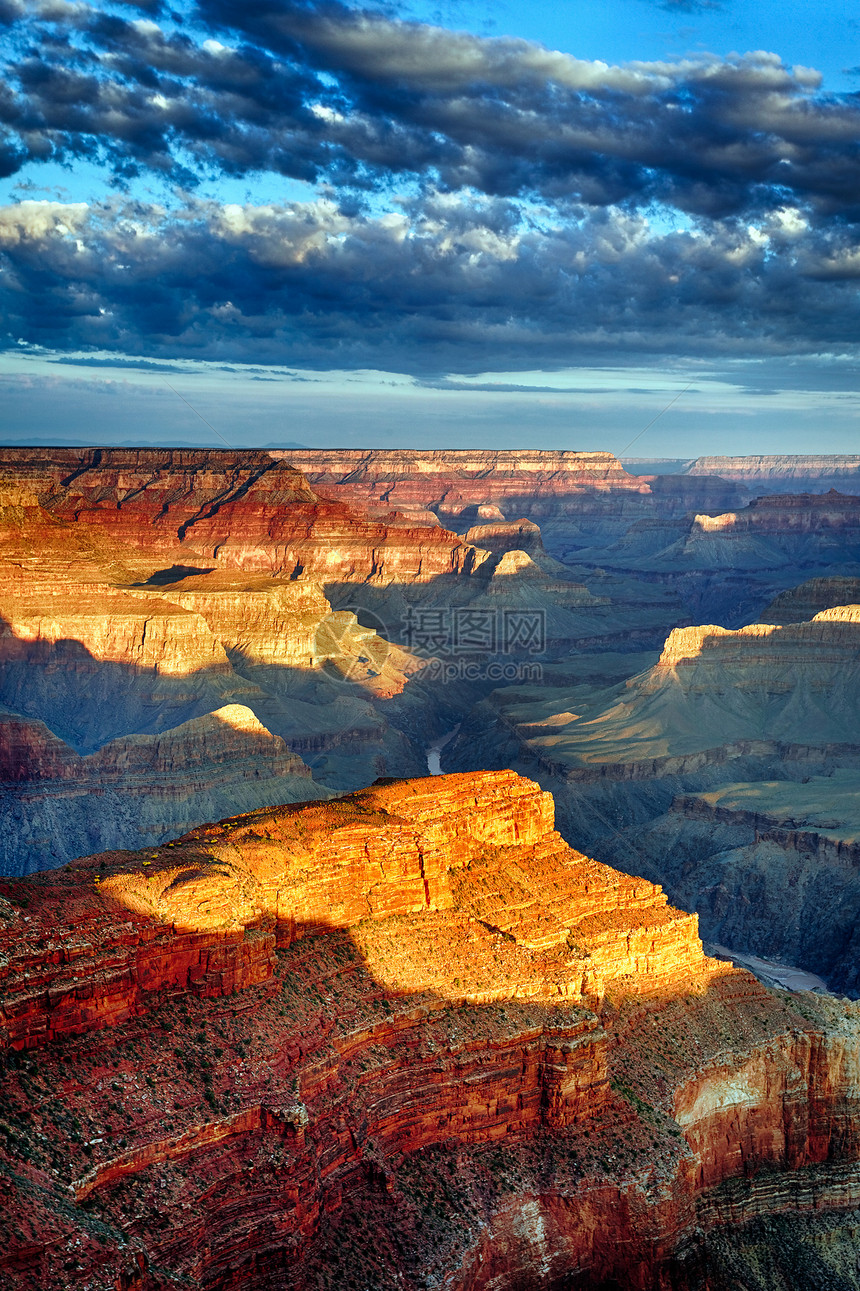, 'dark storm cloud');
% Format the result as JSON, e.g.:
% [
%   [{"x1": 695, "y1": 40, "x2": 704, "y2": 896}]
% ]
[
  {"x1": 1, "y1": 0, "x2": 859, "y2": 217},
  {"x1": 4, "y1": 0, "x2": 860, "y2": 377},
  {"x1": 2, "y1": 195, "x2": 859, "y2": 374}
]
